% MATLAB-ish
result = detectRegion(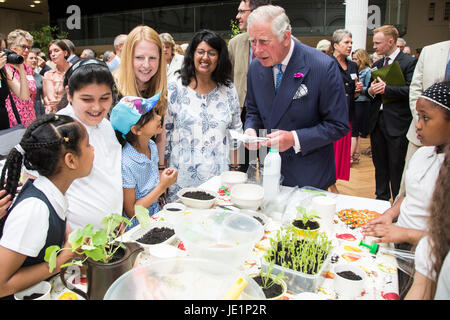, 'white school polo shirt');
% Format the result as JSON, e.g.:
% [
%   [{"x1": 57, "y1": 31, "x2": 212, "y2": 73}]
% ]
[
  {"x1": 0, "y1": 176, "x2": 67, "y2": 257},
  {"x1": 397, "y1": 146, "x2": 444, "y2": 231},
  {"x1": 57, "y1": 103, "x2": 123, "y2": 230}
]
